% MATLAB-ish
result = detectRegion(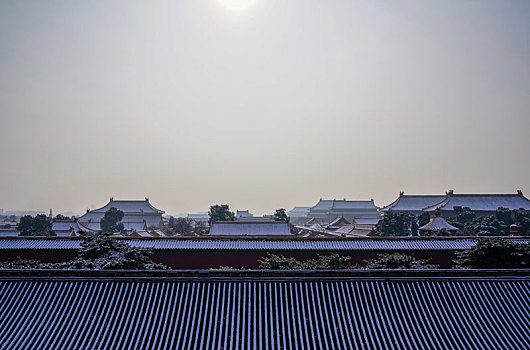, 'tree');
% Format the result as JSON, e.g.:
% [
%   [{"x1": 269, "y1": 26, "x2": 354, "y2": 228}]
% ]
[
  {"x1": 58, "y1": 231, "x2": 167, "y2": 270},
  {"x1": 172, "y1": 218, "x2": 194, "y2": 236},
  {"x1": 258, "y1": 253, "x2": 352, "y2": 270},
  {"x1": 208, "y1": 204, "x2": 235, "y2": 225},
  {"x1": 193, "y1": 221, "x2": 208, "y2": 235},
  {"x1": 17, "y1": 214, "x2": 54, "y2": 236},
  {"x1": 376, "y1": 212, "x2": 415, "y2": 236},
  {"x1": 454, "y1": 238, "x2": 530, "y2": 269},
  {"x1": 418, "y1": 212, "x2": 430, "y2": 227},
  {"x1": 0, "y1": 259, "x2": 42, "y2": 269},
  {"x1": 100, "y1": 207, "x2": 125, "y2": 233},
  {"x1": 54, "y1": 214, "x2": 71, "y2": 220},
  {"x1": 449, "y1": 206, "x2": 476, "y2": 229},
  {"x1": 364, "y1": 253, "x2": 437, "y2": 269},
  {"x1": 273, "y1": 208, "x2": 288, "y2": 222},
  {"x1": 168, "y1": 216, "x2": 177, "y2": 228}
]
